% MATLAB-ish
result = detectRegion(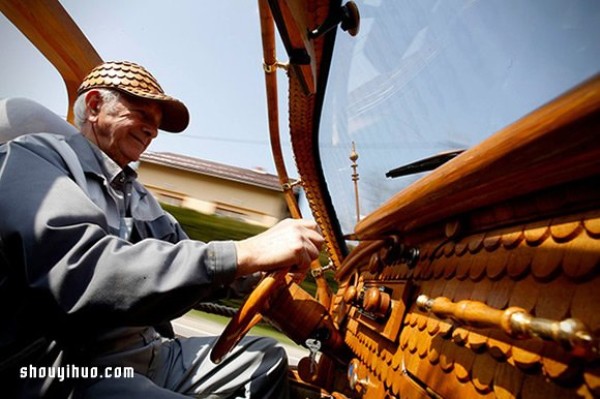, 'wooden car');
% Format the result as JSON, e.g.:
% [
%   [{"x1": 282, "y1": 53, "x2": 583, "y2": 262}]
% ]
[{"x1": 2, "y1": 1, "x2": 599, "y2": 398}]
